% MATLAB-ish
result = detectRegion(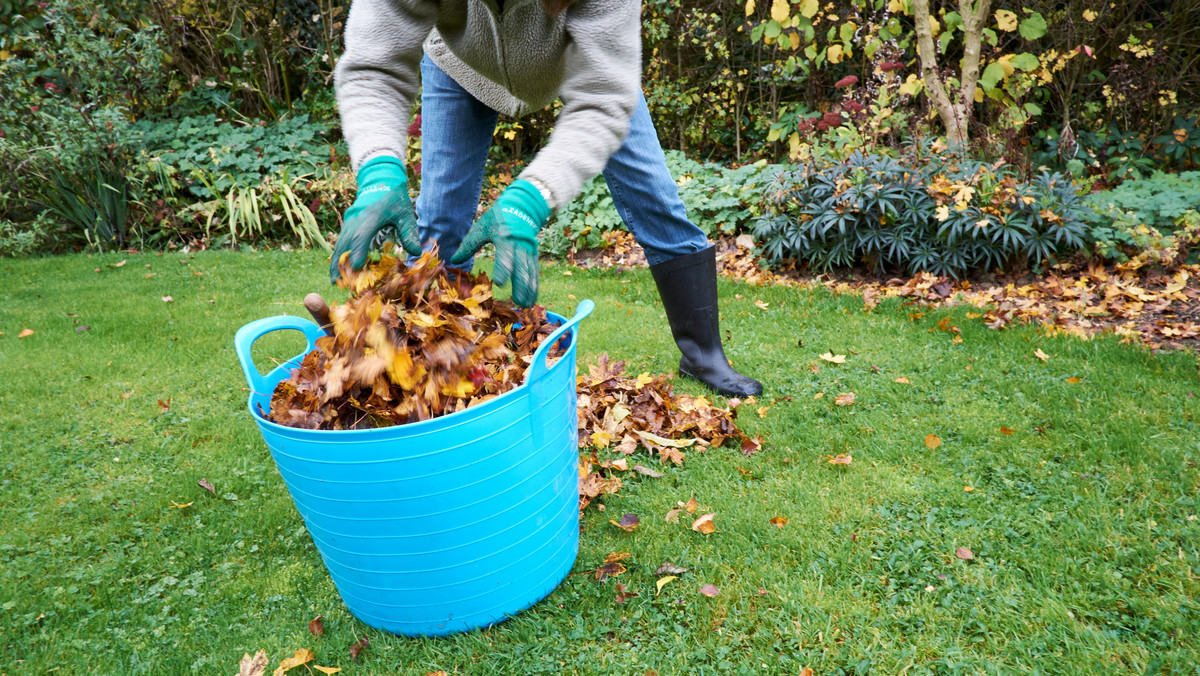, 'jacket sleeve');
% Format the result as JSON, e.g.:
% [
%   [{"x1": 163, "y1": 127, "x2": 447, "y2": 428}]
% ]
[
  {"x1": 518, "y1": 0, "x2": 643, "y2": 209},
  {"x1": 334, "y1": 0, "x2": 439, "y2": 170}
]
